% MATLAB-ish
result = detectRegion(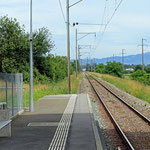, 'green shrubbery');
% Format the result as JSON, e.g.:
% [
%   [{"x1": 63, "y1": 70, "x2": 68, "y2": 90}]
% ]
[
  {"x1": 95, "y1": 61, "x2": 123, "y2": 77},
  {"x1": 0, "y1": 16, "x2": 75, "y2": 83},
  {"x1": 95, "y1": 63, "x2": 105, "y2": 74},
  {"x1": 130, "y1": 69, "x2": 150, "y2": 85}
]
